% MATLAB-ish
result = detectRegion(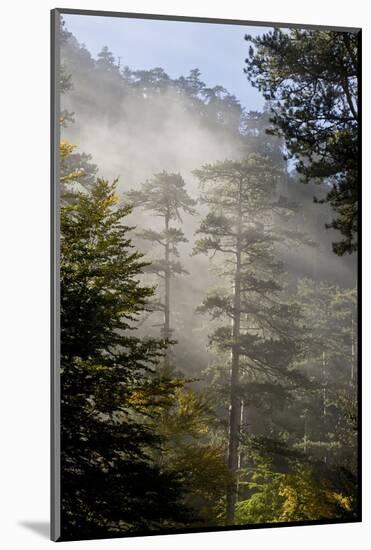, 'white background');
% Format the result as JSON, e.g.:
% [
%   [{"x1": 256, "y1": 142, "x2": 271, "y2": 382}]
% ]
[{"x1": 0, "y1": 0, "x2": 369, "y2": 548}]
